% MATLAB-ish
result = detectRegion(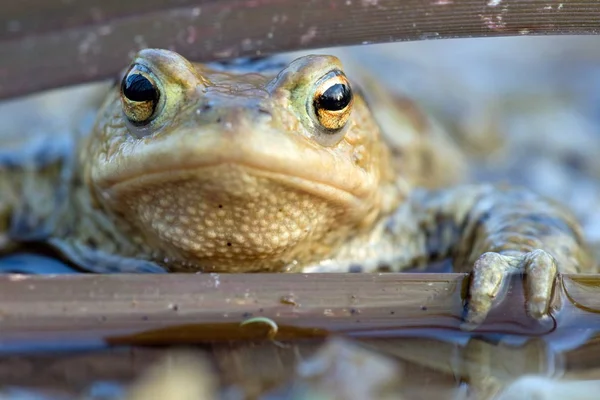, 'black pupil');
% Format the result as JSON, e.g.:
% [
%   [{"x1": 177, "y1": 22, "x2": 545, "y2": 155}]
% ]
[
  {"x1": 122, "y1": 73, "x2": 158, "y2": 102},
  {"x1": 317, "y1": 83, "x2": 351, "y2": 111}
]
